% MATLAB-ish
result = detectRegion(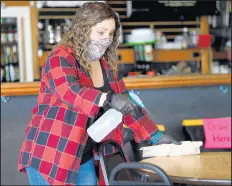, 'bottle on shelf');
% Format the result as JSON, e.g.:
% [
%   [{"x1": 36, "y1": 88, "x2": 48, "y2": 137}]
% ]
[
  {"x1": 44, "y1": 24, "x2": 55, "y2": 45},
  {"x1": 189, "y1": 30, "x2": 198, "y2": 47},
  {"x1": 182, "y1": 27, "x2": 189, "y2": 49},
  {"x1": 182, "y1": 27, "x2": 196, "y2": 49},
  {"x1": 8, "y1": 48, "x2": 15, "y2": 82},
  {"x1": 1, "y1": 49, "x2": 5, "y2": 82},
  {"x1": 3, "y1": 46, "x2": 20, "y2": 82},
  {"x1": 48, "y1": 25, "x2": 55, "y2": 44},
  {"x1": 55, "y1": 25, "x2": 62, "y2": 43},
  {"x1": 4, "y1": 47, "x2": 11, "y2": 82},
  {"x1": 14, "y1": 25, "x2": 18, "y2": 43},
  {"x1": 1, "y1": 25, "x2": 7, "y2": 44},
  {"x1": 144, "y1": 44, "x2": 153, "y2": 62},
  {"x1": 155, "y1": 31, "x2": 162, "y2": 49},
  {"x1": 7, "y1": 26, "x2": 15, "y2": 43},
  {"x1": 12, "y1": 45, "x2": 20, "y2": 81}
]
